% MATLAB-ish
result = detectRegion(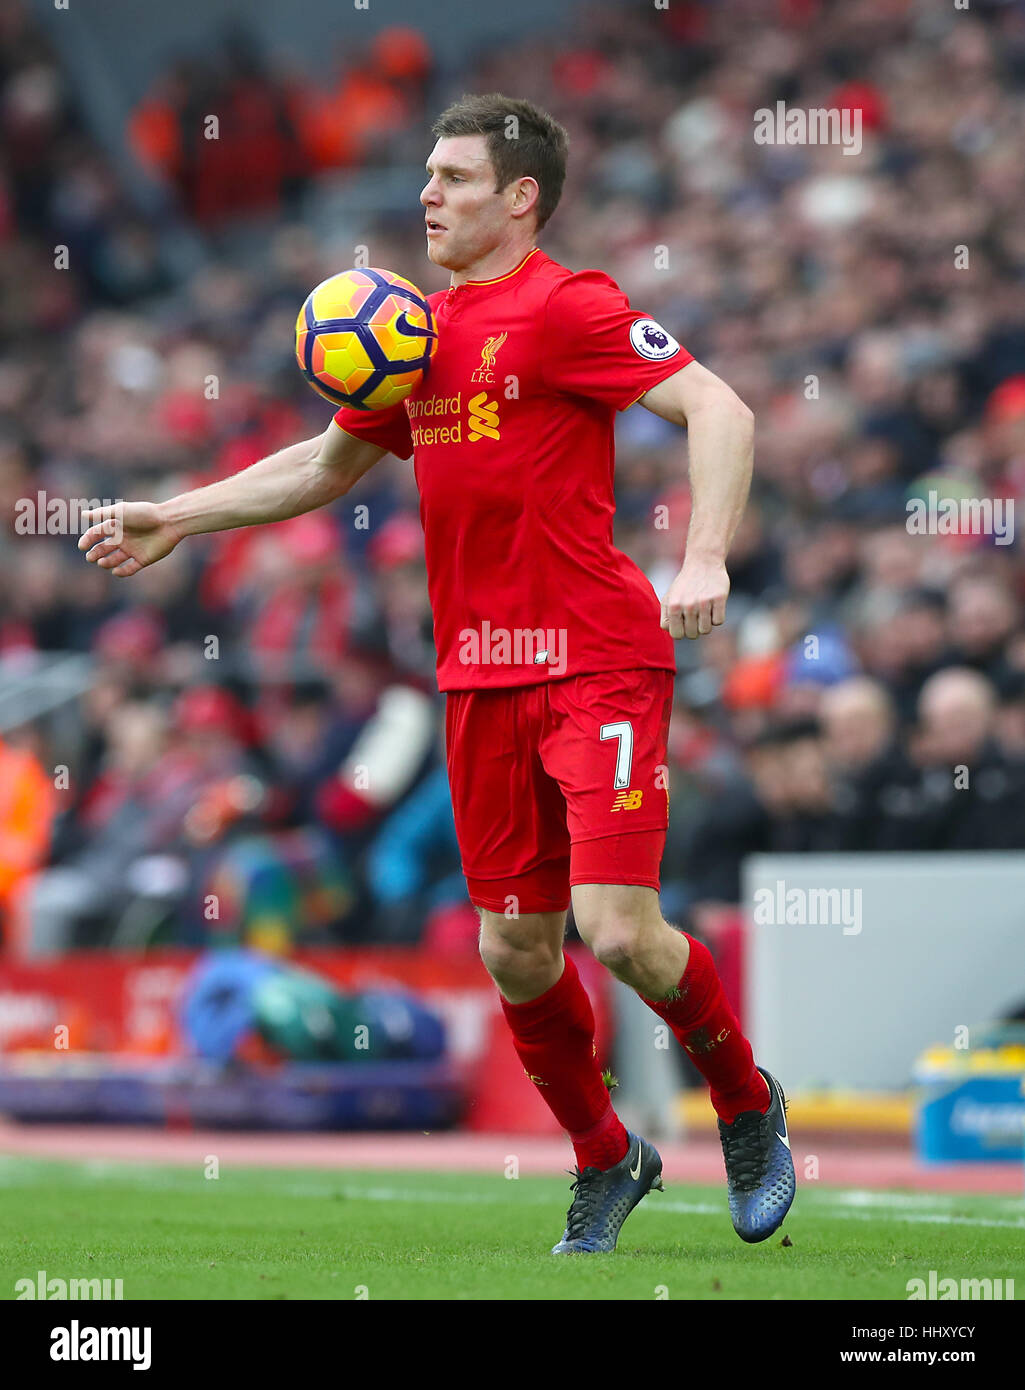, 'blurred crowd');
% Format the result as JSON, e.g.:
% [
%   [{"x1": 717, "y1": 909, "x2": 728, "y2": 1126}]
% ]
[
  {"x1": 2, "y1": 0, "x2": 1025, "y2": 955},
  {"x1": 129, "y1": 23, "x2": 433, "y2": 225}
]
